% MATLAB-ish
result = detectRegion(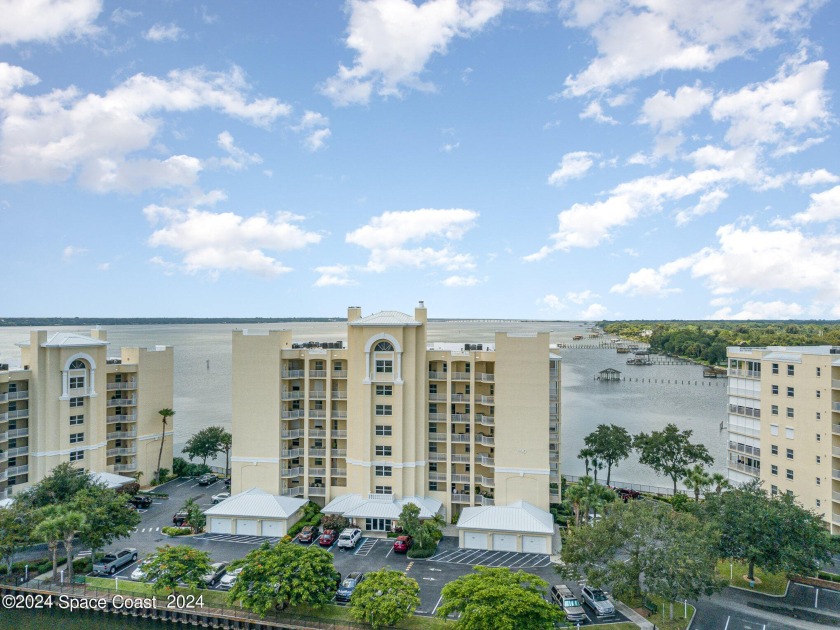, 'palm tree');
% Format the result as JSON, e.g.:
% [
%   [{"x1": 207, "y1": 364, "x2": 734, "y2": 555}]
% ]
[
  {"x1": 711, "y1": 472, "x2": 730, "y2": 494},
  {"x1": 578, "y1": 447, "x2": 595, "y2": 477},
  {"x1": 156, "y1": 408, "x2": 175, "y2": 483},
  {"x1": 683, "y1": 464, "x2": 712, "y2": 502},
  {"x1": 59, "y1": 511, "x2": 86, "y2": 582},
  {"x1": 219, "y1": 431, "x2": 232, "y2": 479},
  {"x1": 589, "y1": 484, "x2": 618, "y2": 522},
  {"x1": 33, "y1": 516, "x2": 62, "y2": 580},
  {"x1": 565, "y1": 476, "x2": 596, "y2": 526}
]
